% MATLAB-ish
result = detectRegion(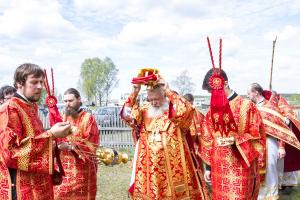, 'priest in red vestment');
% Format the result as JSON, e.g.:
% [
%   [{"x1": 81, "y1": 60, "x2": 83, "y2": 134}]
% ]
[
  {"x1": 53, "y1": 88, "x2": 99, "y2": 200},
  {"x1": 247, "y1": 83, "x2": 300, "y2": 199},
  {"x1": 121, "y1": 70, "x2": 210, "y2": 200},
  {"x1": 258, "y1": 87, "x2": 300, "y2": 188},
  {"x1": 183, "y1": 93, "x2": 206, "y2": 170},
  {"x1": 200, "y1": 67, "x2": 266, "y2": 200},
  {"x1": 276, "y1": 94, "x2": 300, "y2": 187},
  {"x1": 0, "y1": 63, "x2": 71, "y2": 200}
]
